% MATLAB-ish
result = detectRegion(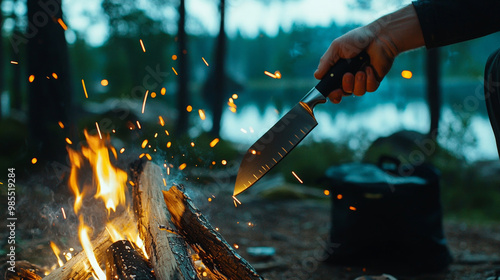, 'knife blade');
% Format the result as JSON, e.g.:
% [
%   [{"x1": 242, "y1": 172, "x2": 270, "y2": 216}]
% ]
[{"x1": 234, "y1": 51, "x2": 370, "y2": 196}]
